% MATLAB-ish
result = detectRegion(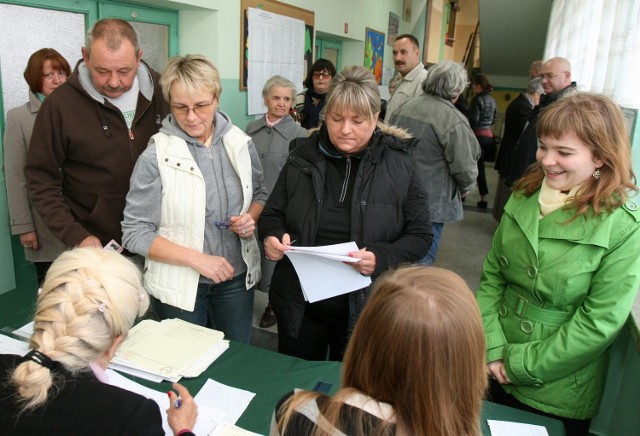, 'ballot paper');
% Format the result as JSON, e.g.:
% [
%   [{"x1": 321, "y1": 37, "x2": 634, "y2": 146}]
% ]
[
  {"x1": 487, "y1": 419, "x2": 550, "y2": 436},
  {"x1": 107, "y1": 369, "x2": 223, "y2": 436},
  {"x1": 209, "y1": 422, "x2": 261, "y2": 436},
  {"x1": 0, "y1": 333, "x2": 30, "y2": 356},
  {"x1": 194, "y1": 379, "x2": 256, "y2": 425},
  {"x1": 112, "y1": 318, "x2": 229, "y2": 382},
  {"x1": 285, "y1": 242, "x2": 372, "y2": 303},
  {"x1": 13, "y1": 321, "x2": 34, "y2": 339}
]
